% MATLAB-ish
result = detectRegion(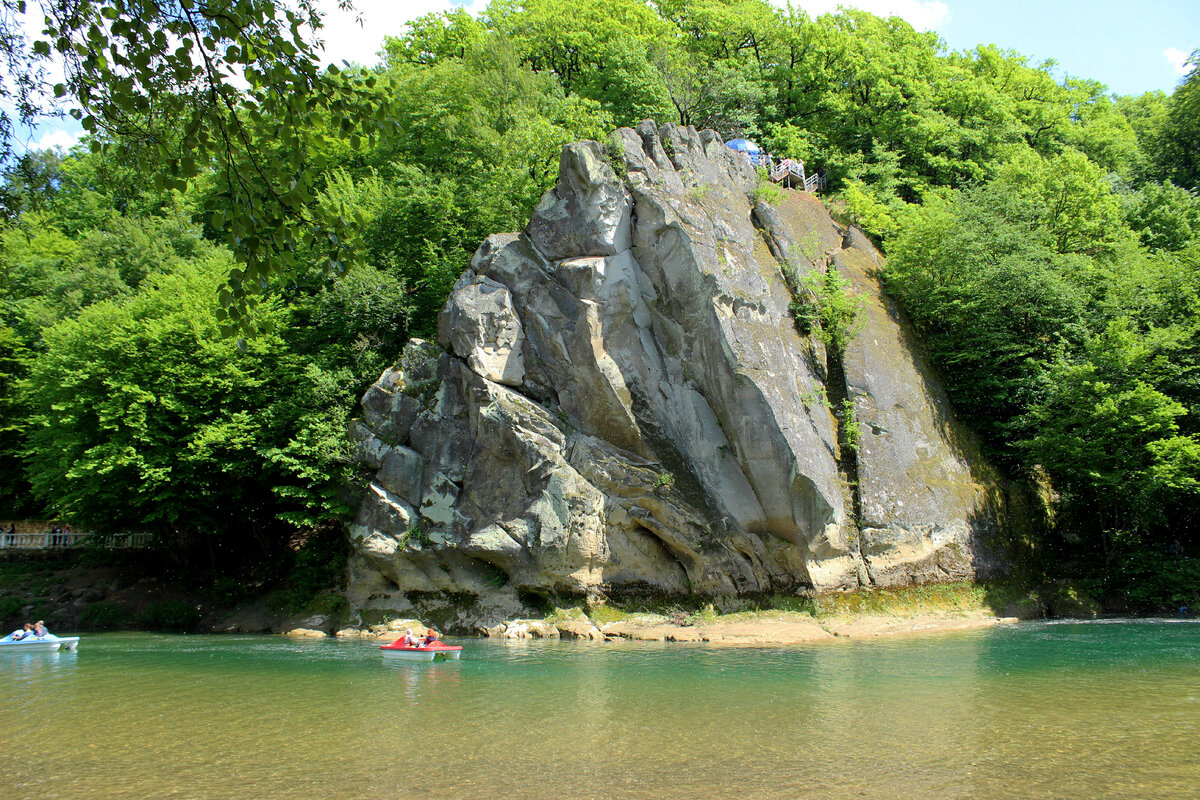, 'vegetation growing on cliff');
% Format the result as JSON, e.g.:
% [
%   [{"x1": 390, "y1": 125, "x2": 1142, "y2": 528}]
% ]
[
  {"x1": 0, "y1": 0, "x2": 1197, "y2": 610},
  {"x1": 789, "y1": 268, "x2": 865, "y2": 356}
]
